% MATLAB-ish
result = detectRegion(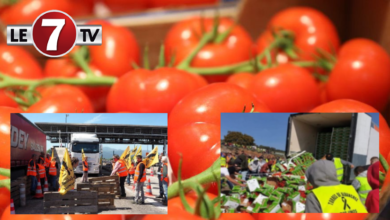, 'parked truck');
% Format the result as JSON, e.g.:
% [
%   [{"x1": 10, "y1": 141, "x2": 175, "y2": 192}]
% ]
[
  {"x1": 68, "y1": 133, "x2": 102, "y2": 175},
  {"x1": 285, "y1": 113, "x2": 379, "y2": 182},
  {"x1": 10, "y1": 113, "x2": 47, "y2": 180}
]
